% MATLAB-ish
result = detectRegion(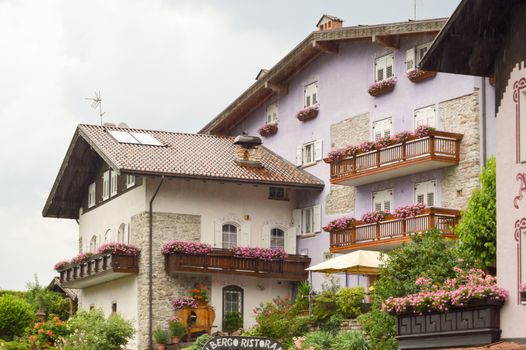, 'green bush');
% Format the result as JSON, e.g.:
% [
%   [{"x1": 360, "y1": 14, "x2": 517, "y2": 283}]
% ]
[
  {"x1": 153, "y1": 327, "x2": 169, "y2": 345},
  {"x1": 357, "y1": 309, "x2": 396, "y2": 350},
  {"x1": 336, "y1": 287, "x2": 365, "y2": 318},
  {"x1": 0, "y1": 340, "x2": 31, "y2": 350},
  {"x1": 183, "y1": 334, "x2": 210, "y2": 350},
  {"x1": 312, "y1": 290, "x2": 338, "y2": 323},
  {"x1": 0, "y1": 295, "x2": 35, "y2": 341},
  {"x1": 169, "y1": 321, "x2": 186, "y2": 337},
  {"x1": 222, "y1": 311, "x2": 243, "y2": 334},
  {"x1": 25, "y1": 277, "x2": 71, "y2": 320},
  {"x1": 331, "y1": 330, "x2": 369, "y2": 350},
  {"x1": 456, "y1": 156, "x2": 496, "y2": 268},
  {"x1": 318, "y1": 314, "x2": 342, "y2": 334},
  {"x1": 301, "y1": 331, "x2": 332, "y2": 350},
  {"x1": 291, "y1": 281, "x2": 311, "y2": 314}
]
